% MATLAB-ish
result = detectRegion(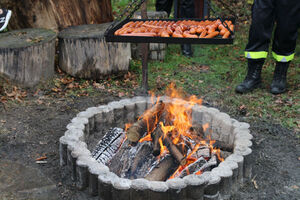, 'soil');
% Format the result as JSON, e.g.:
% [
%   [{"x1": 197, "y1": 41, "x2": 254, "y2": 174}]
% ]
[{"x1": 0, "y1": 93, "x2": 299, "y2": 200}]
